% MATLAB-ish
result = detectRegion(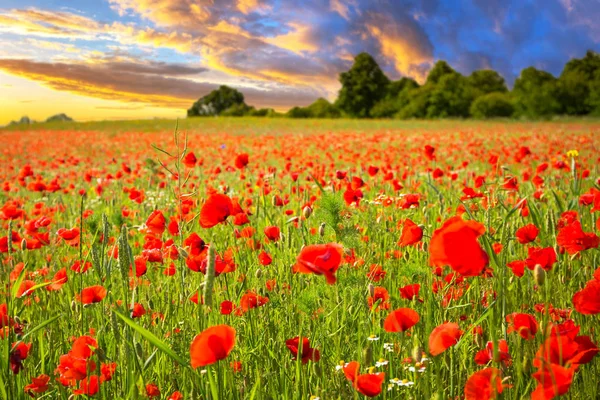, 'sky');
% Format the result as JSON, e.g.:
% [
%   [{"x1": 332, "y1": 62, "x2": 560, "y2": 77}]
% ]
[{"x1": 1, "y1": 0, "x2": 599, "y2": 124}]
